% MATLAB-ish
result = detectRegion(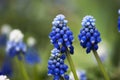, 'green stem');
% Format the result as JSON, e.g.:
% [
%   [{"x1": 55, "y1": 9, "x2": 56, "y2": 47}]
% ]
[
  {"x1": 60, "y1": 76, "x2": 64, "y2": 80},
  {"x1": 33, "y1": 64, "x2": 39, "y2": 80},
  {"x1": 92, "y1": 50, "x2": 110, "y2": 80},
  {"x1": 66, "y1": 50, "x2": 79, "y2": 80},
  {"x1": 15, "y1": 57, "x2": 29, "y2": 80}
]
